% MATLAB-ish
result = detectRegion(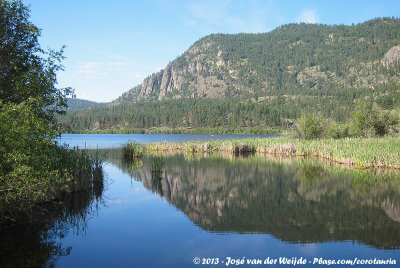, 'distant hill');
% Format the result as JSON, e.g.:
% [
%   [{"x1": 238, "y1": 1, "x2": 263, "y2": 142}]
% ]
[
  {"x1": 66, "y1": 98, "x2": 105, "y2": 111},
  {"x1": 61, "y1": 18, "x2": 400, "y2": 133},
  {"x1": 117, "y1": 17, "x2": 400, "y2": 103}
]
